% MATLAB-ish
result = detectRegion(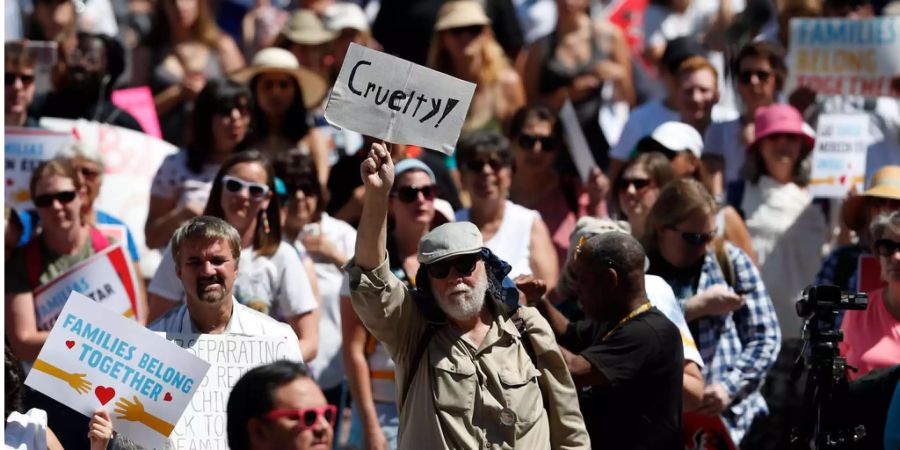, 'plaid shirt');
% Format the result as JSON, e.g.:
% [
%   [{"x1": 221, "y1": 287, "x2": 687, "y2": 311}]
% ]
[
  {"x1": 814, "y1": 244, "x2": 864, "y2": 291},
  {"x1": 666, "y1": 243, "x2": 782, "y2": 444}
]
